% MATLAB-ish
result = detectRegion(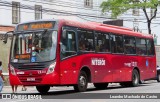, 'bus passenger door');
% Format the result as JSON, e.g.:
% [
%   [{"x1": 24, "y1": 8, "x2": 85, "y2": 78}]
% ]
[{"x1": 60, "y1": 27, "x2": 78, "y2": 84}]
